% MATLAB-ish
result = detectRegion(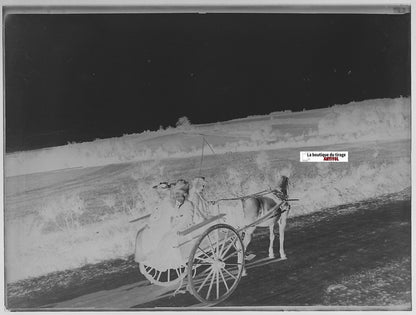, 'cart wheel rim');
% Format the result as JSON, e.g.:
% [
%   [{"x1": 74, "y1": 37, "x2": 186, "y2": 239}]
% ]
[
  {"x1": 140, "y1": 263, "x2": 187, "y2": 287},
  {"x1": 187, "y1": 224, "x2": 245, "y2": 305}
]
